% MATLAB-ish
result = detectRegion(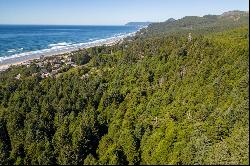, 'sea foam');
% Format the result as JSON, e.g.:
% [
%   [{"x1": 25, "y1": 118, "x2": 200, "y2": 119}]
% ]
[
  {"x1": 0, "y1": 31, "x2": 137, "y2": 65},
  {"x1": 48, "y1": 42, "x2": 72, "y2": 47}
]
